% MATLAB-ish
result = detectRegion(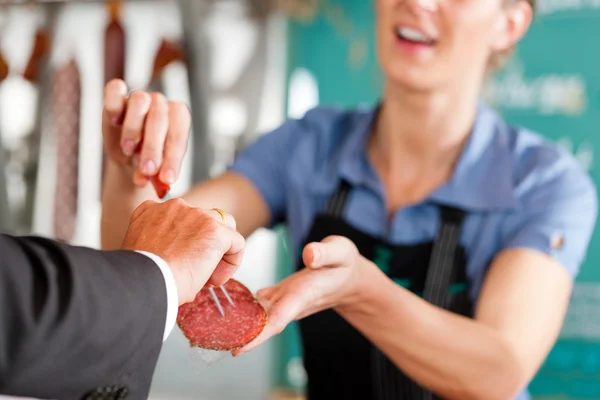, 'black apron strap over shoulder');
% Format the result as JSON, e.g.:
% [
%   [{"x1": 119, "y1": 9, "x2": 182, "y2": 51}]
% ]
[
  {"x1": 399, "y1": 205, "x2": 468, "y2": 400},
  {"x1": 324, "y1": 179, "x2": 353, "y2": 218},
  {"x1": 422, "y1": 205, "x2": 467, "y2": 308},
  {"x1": 376, "y1": 205, "x2": 468, "y2": 400}
]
